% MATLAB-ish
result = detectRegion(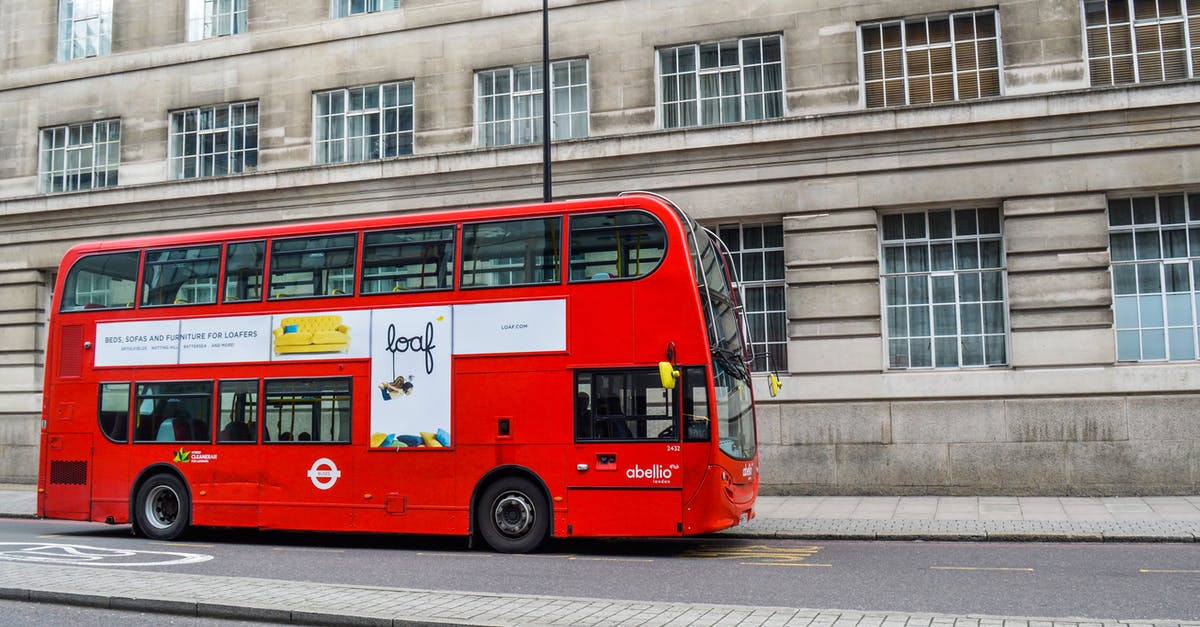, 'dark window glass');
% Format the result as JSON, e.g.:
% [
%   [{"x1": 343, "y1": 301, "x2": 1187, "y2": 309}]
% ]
[
  {"x1": 575, "y1": 369, "x2": 676, "y2": 441},
  {"x1": 133, "y1": 381, "x2": 213, "y2": 443},
  {"x1": 98, "y1": 382, "x2": 130, "y2": 443},
  {"x1": 569, "y1": 211, "x2": 667, "y2": 281},
  {"x1": 263, "y1": 378, "x2": 351, "y2": 443},
  {"x1": 461, "y1": 218, "x2": 560, "y2": 288},
  {"x1": 142, "y1": 245, "x2": 221, "y2": 306},
  {"x1": 223, "y1": 241, "x2": 265, "y2": 303},
  {"x1": 60, "y1": 251, "x2": 140, "y2": 312},
  {"x1": 269, "y1": 234, "x2": 357, "y2": 299},
  {"x1": 217, "y1": 380, "x2": 258, "y2": 443},
  {"x1": 361, "y1": 226, "x2": 456, "y2": 294}
]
